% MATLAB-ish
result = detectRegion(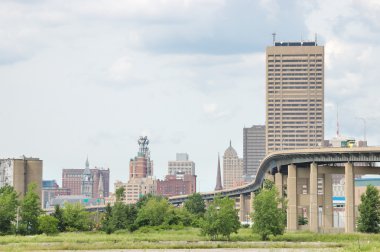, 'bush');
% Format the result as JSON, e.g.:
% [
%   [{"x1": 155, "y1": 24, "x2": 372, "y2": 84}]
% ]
[
  {"x1": 63, "y1": 203, "x2": 92, "y2": 231},
  {"x1": 38, "y1": 215, "x2": 59, "y2": 235}
]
